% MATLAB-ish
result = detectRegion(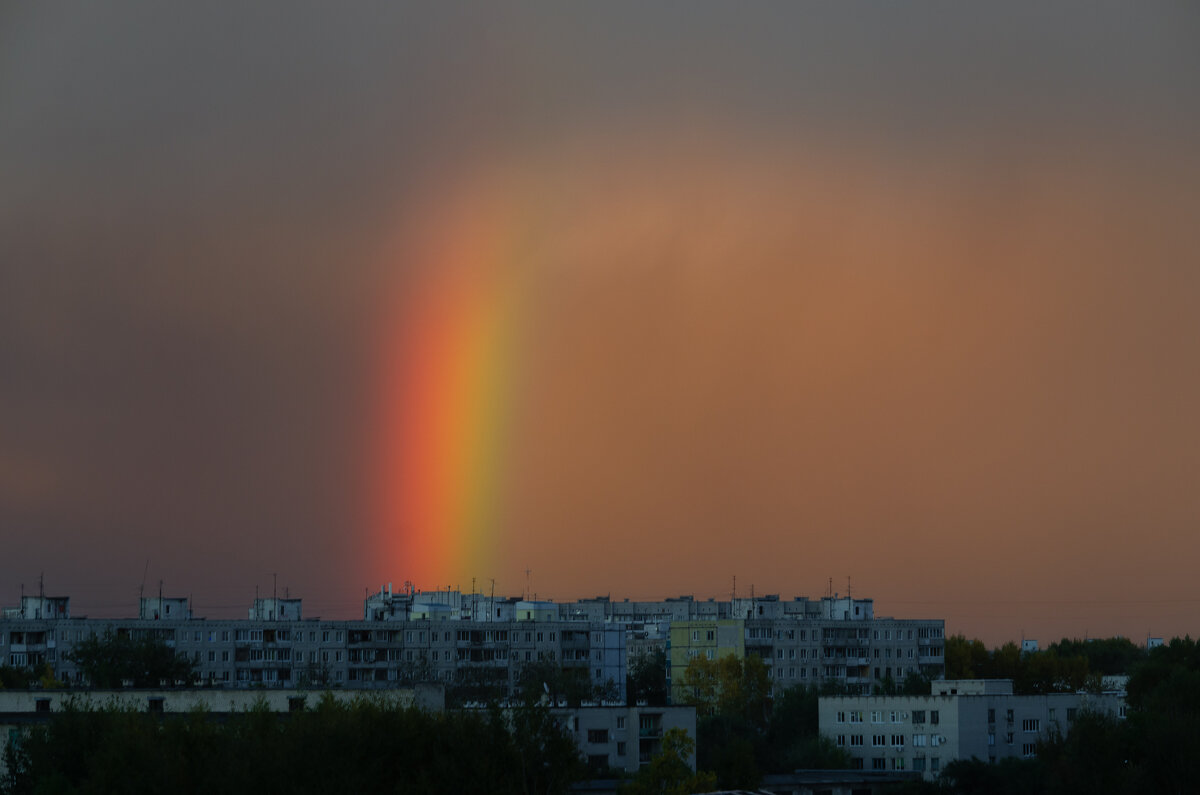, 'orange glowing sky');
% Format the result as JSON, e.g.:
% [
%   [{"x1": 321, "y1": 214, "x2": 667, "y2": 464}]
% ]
[{"x1": 1, "y1": 4, "x2": 1198, "y2": 645}]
